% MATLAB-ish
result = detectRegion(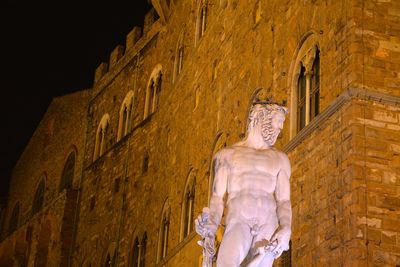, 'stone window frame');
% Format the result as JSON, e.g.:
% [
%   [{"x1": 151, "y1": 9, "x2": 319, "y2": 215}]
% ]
[
  {"x1": 144, "y1": 65, "x2": 163, "y2": 119},
  {"x1": 59, "y1": 149, "x2": 76, "y2": 191},
  {"x1": 130, "y1": 232, "x2": 147, "y2": 267},
  {"x1": 32, "y1": 176, "x2": 46, "y2": 216},
  {"x1": 195, "y1": 0, "x2": 208, "y2": 46},
  {"x1": 180, "y1": 169, "x2": 196, "y2": 241},
  {"x1": 173, "y1": 30, "x2": 185, "y2": 83},
  {"x1": 157, "y1": 198, "x2": 170, "y2": 262},
  {"x1": 93, "y1": 113, "x2": 110, "y2": 161},
  {"x1": 288, "y1": 33, "x2": 321, "y2": 139},
  {"x1": 117, "y1": 91, "x2": 135, "y2": 141},
  {"x1": 8, "y1": 201, "x2": 20, "y2": 234}
]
